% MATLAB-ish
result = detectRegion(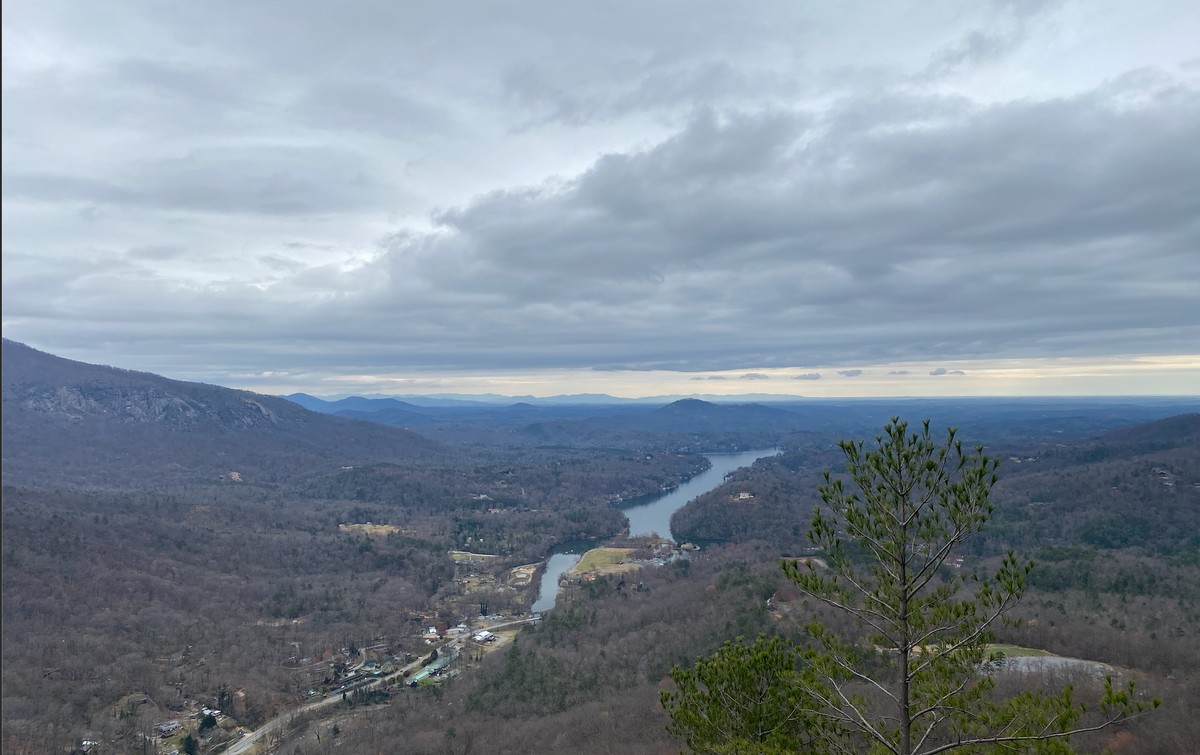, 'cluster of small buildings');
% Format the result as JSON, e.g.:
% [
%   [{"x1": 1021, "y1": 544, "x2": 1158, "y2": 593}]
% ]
[
  {"x1": 645, "y1": 540, "x2": 697, "y2": 568},
  {"x1": 407, "y1": 647, "x2": 459, "y2": 687}
]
